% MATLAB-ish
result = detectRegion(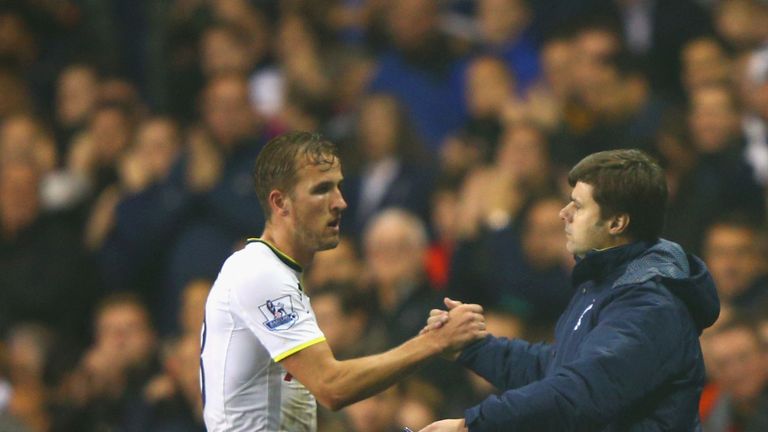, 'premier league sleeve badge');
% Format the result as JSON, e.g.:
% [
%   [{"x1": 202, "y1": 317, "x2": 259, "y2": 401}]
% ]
[{"x1": 260, "y1": 295, "x2": 299, "y2": 331}]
